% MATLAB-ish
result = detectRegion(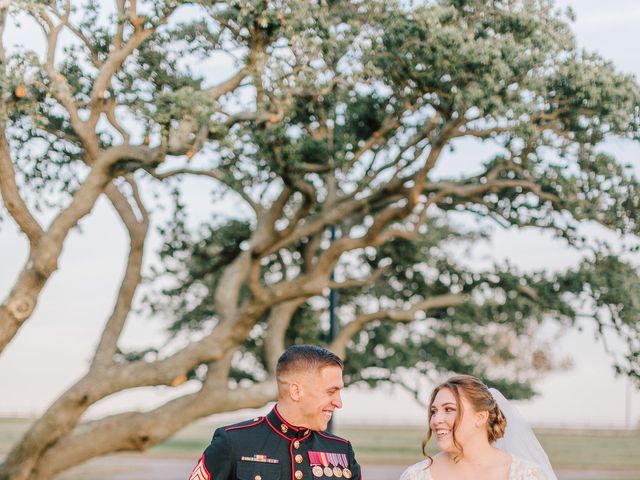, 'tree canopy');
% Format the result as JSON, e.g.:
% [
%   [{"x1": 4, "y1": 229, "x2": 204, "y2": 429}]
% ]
[{"x1": 1, "y1": 0, "x2": 639, "y2": 479}]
